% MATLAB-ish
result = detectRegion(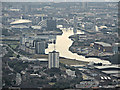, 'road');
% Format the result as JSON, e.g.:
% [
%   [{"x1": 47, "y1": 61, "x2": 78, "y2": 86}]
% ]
[{"x1": 3, "y1": 44, "x2": 29, "y2": 60}]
